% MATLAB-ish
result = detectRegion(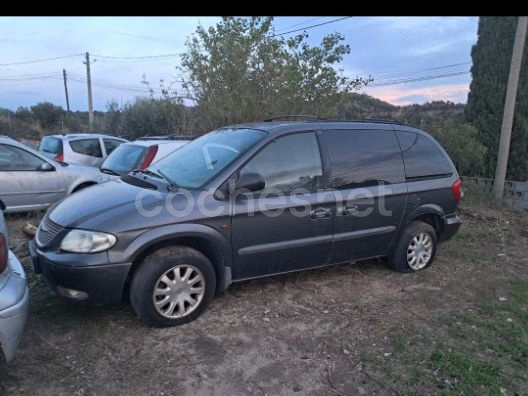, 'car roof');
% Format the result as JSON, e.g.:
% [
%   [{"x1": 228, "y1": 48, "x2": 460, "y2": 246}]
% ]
[
  {"x1": 126, "y1": 140, "x2": 190, "y2": 147},
  {"x1": 221, "y1": 119, "x2": 427, "y2": 137},
  {"x1": 45, "y1": 133, "x2": 127, "y2": 140}
]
